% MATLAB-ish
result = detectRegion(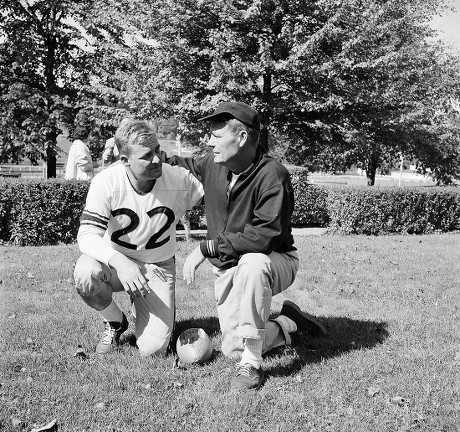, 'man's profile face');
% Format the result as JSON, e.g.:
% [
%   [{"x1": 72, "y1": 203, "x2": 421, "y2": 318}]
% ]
[{"x1": 207, "y1": 121, "x2": 241, "y2": 167}]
